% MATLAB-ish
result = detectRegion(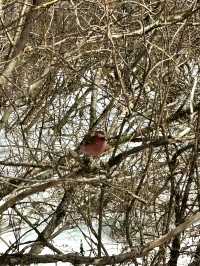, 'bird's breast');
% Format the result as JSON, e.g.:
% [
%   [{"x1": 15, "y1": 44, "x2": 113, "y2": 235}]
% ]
[{"x1": 80, "y1": 140, "x2": 107, "y2": 157}]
